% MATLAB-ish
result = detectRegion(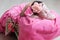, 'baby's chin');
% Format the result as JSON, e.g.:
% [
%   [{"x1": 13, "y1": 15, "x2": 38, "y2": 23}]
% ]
[
  {"x1": 39, "y1": 12, "x2": 56, "y2": 20},
  {"x1": 47, "y1": 14, "x2": 56, "y2": 20},
  {"x1": 42, "y1": 13, "x2": 56, "y2": 20}
]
